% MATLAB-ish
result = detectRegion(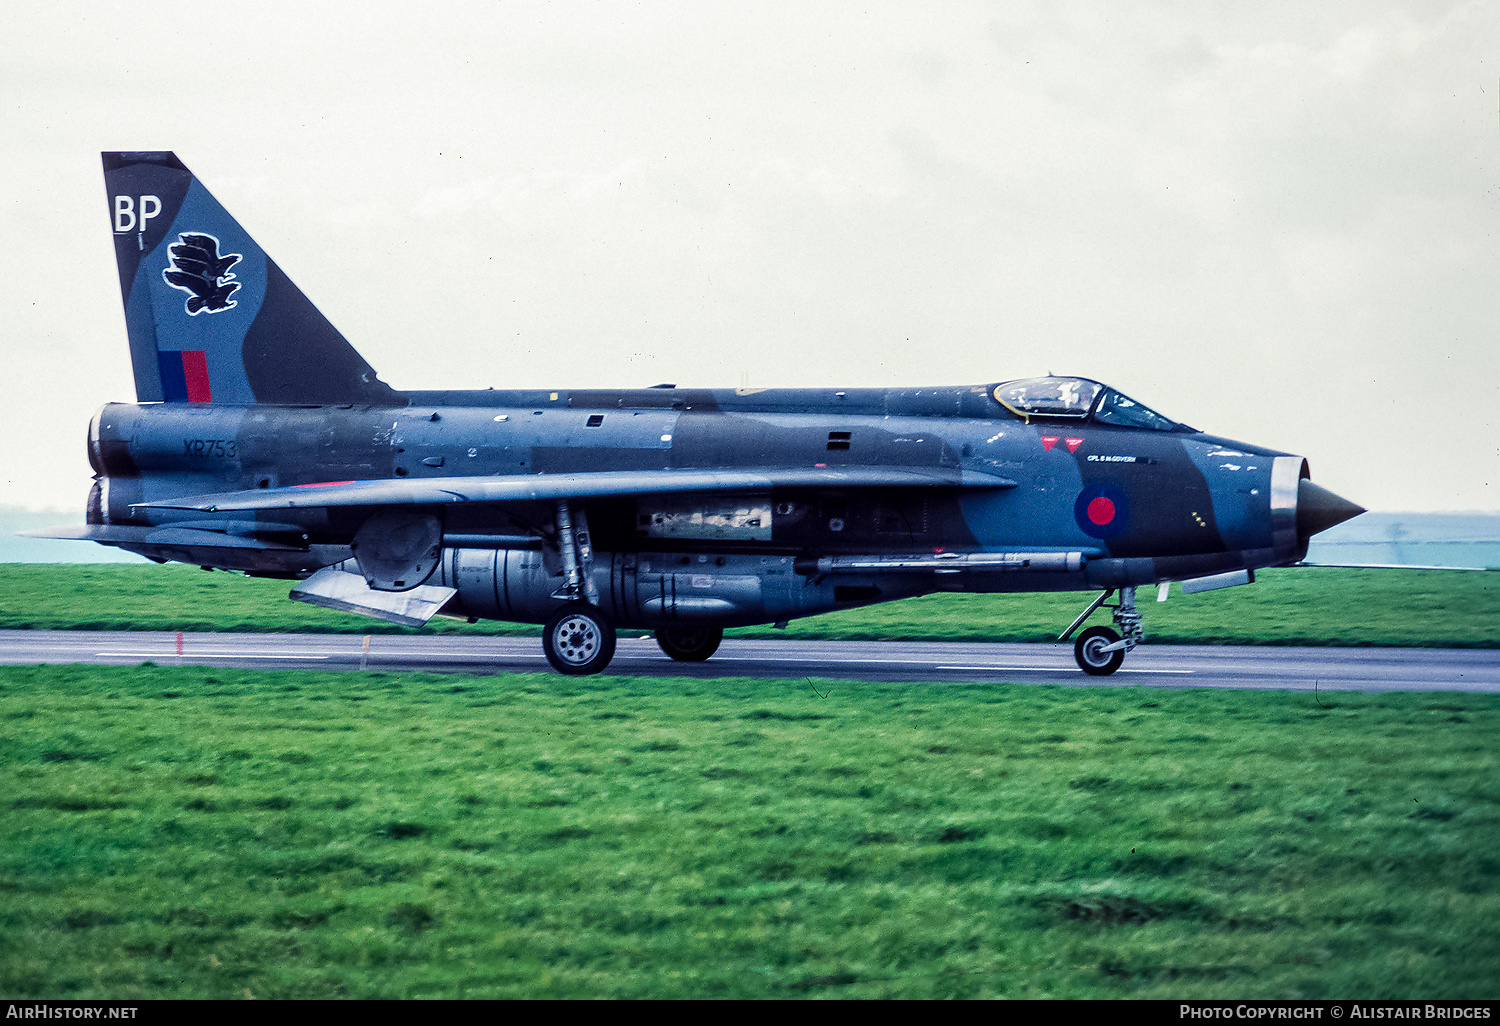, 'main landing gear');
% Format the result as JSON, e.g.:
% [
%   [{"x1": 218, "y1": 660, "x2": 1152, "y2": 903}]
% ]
[
  {"x1": 541, "y1": 501, "x2": 732, "y2": 674},
  {"x1": 1060, "y1": 586, "x2": 1144, "y2": 676},
  {"x1": 541, "y1": 499, "x2": 619, "y2": 675},
  {"x1": 655, "y1": 627, "x2": 724, "y2": 662},
  {"x1": 543, "y1": 603, "x2": 617, "y2": 675}
]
